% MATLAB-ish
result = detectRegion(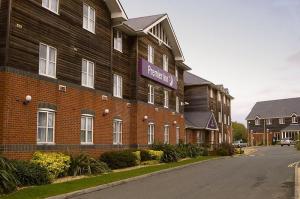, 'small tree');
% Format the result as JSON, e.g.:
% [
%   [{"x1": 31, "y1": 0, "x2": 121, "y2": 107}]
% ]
[{"x1": 232, "y1": 122, "x2": 248, "y2": 142}]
